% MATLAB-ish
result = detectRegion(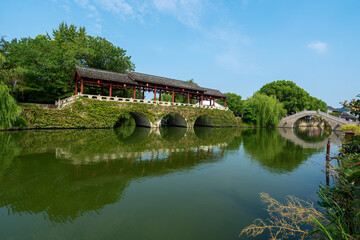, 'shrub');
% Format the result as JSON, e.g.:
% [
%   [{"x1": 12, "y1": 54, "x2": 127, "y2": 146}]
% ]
[{"x1": 340, "y1": 124, "x2": 360, "y2": 135}]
